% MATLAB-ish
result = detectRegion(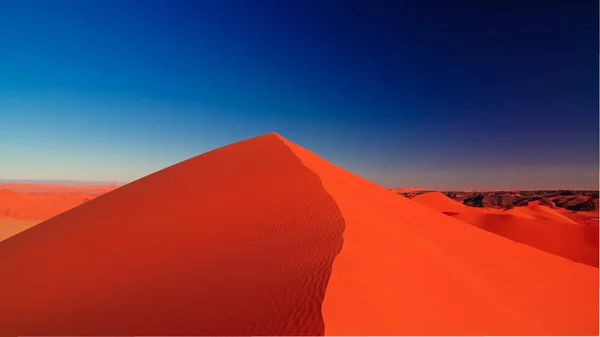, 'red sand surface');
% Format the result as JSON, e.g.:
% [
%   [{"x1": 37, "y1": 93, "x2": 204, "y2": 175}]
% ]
[
  {"x1": 0, "y1": 187, "x2": 115, "y2": 242},
  {"x1": 413, "y1": 192, "x2": 599, "y2": 267},
  {"x1": 0, "y1": 218, "x2": 40, "y2": 243},
  {"x1": 558, "y1": 209, "x2": 600, "y2": 226},
  {"x1": 0, "y1": 189, "x2": 108, "y2": 220},
  {"x1": 0, "y1": 133, "x2": 597, "y2": 335},
  {"x1": 278, "y1": 135, "x2": 597, "y2": 335},
  {"x1": 0, "y1": 134, "x2": 344, "y2": 335}
]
